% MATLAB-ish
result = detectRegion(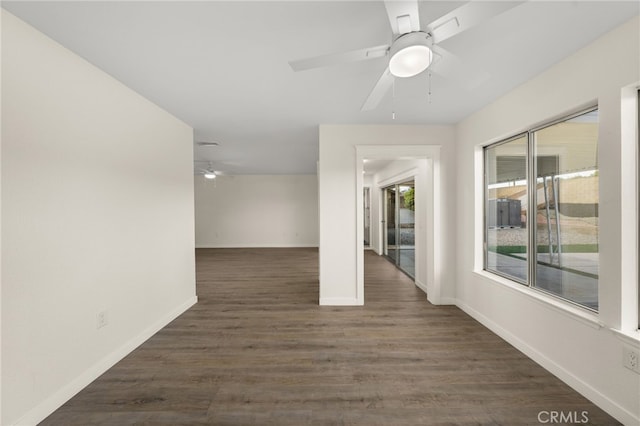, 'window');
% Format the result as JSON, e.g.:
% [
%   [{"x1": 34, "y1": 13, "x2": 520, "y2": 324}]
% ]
[
  {"x1": 484, "y1": 107, "x2": 599, "y2": 311},
  {"x1": 485, "y1": 135, "x2": 528, "y2": 283}
]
